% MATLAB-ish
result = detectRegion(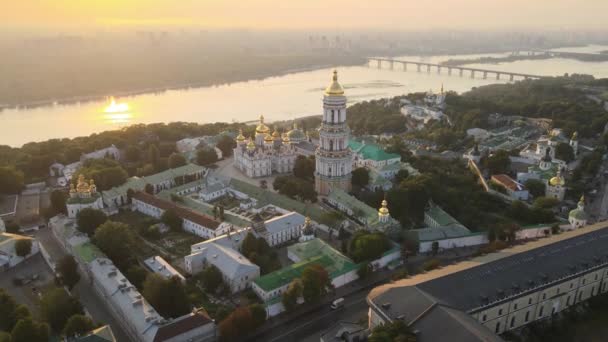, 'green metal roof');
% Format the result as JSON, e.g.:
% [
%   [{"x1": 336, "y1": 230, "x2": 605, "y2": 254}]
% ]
[
  {"x1": 255, "y1": 238, "x2": 357, "y2": 293},
  {"x1": 73, "y1": 242, "x2": 105, "y2": 263},
  {"x1": 327, "y1": 188, "x2": 378, "y2": 224},
  {"x1": 425, "y1": 205, "x2": 460, "y2": 227},
  {"x1": 348, "y1": 139, "x2": 400, "y2": 162}
]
